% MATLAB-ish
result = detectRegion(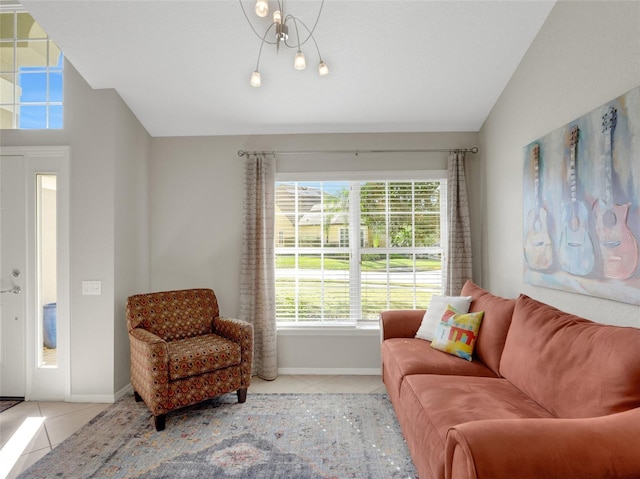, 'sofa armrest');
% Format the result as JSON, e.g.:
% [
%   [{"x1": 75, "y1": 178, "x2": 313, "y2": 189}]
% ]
[
  {"x1": 379, "y1": 309, "x2": 425, "y2": 340},
  {"x1": 128, "y1": 328, "x2": 169, "y2": 414},
  {"x1": 445, "y1": 408, "x2": 640, "y2": 479},
  {"x1": 214, "y1": 317, "x2": 254, "y2": 388}
]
